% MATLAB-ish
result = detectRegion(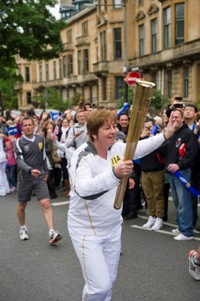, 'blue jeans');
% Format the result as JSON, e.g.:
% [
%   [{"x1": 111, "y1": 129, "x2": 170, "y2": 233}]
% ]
[
  {"x1": 170, "y1": 168, "x2": 193, "y2": 237},
  {"x1": 7, "y1": 165, "x2": 17, "y2": 188}
]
